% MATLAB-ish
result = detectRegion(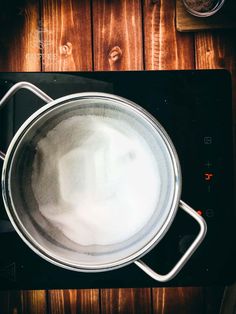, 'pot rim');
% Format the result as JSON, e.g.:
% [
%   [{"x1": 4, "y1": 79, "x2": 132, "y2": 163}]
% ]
[{"x1": 2, "y1": 92, "x2": 182, "y2": 272}]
